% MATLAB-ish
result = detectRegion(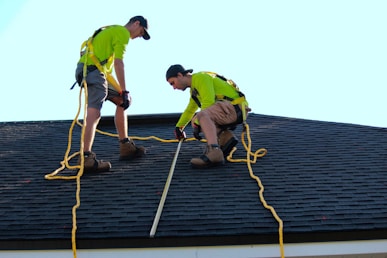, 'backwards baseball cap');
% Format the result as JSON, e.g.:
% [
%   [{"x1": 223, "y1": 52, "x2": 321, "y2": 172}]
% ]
[
  {"x1": 129, "y1": 15, "x2": 150, "y2": 40},
  {"x1": 166, "y1": 64, "x2": 193, "y2": 80}
]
